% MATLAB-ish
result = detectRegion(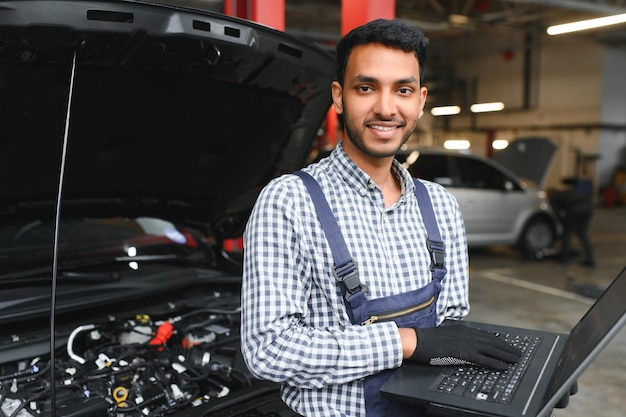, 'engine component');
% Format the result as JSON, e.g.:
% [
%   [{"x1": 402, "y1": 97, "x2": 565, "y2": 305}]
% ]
[{"x1": 0, "y1": 306, "x2": 251, "y2": 417}]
